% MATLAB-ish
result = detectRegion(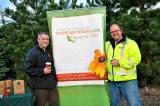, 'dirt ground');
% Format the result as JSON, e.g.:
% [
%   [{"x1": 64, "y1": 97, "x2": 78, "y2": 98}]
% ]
[
  {"x1": 139, "y1": 85, "x2": 160, "y2": 106},
  {"x1": 121, "y1": 85, "x2": 160, "y2": 106}
]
